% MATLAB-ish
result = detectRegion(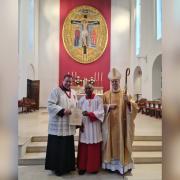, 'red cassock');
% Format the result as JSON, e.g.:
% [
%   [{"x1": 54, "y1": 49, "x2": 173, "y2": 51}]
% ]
[
  {"x1": 77, "y1": 142, "x2": 101, "y2": 173},
  {"x1": 77, "y1": 95, "x2": 103, "y2": 173},
  {"x1": 77, "y1": 94, "x2": 104, "y2": 173}
]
